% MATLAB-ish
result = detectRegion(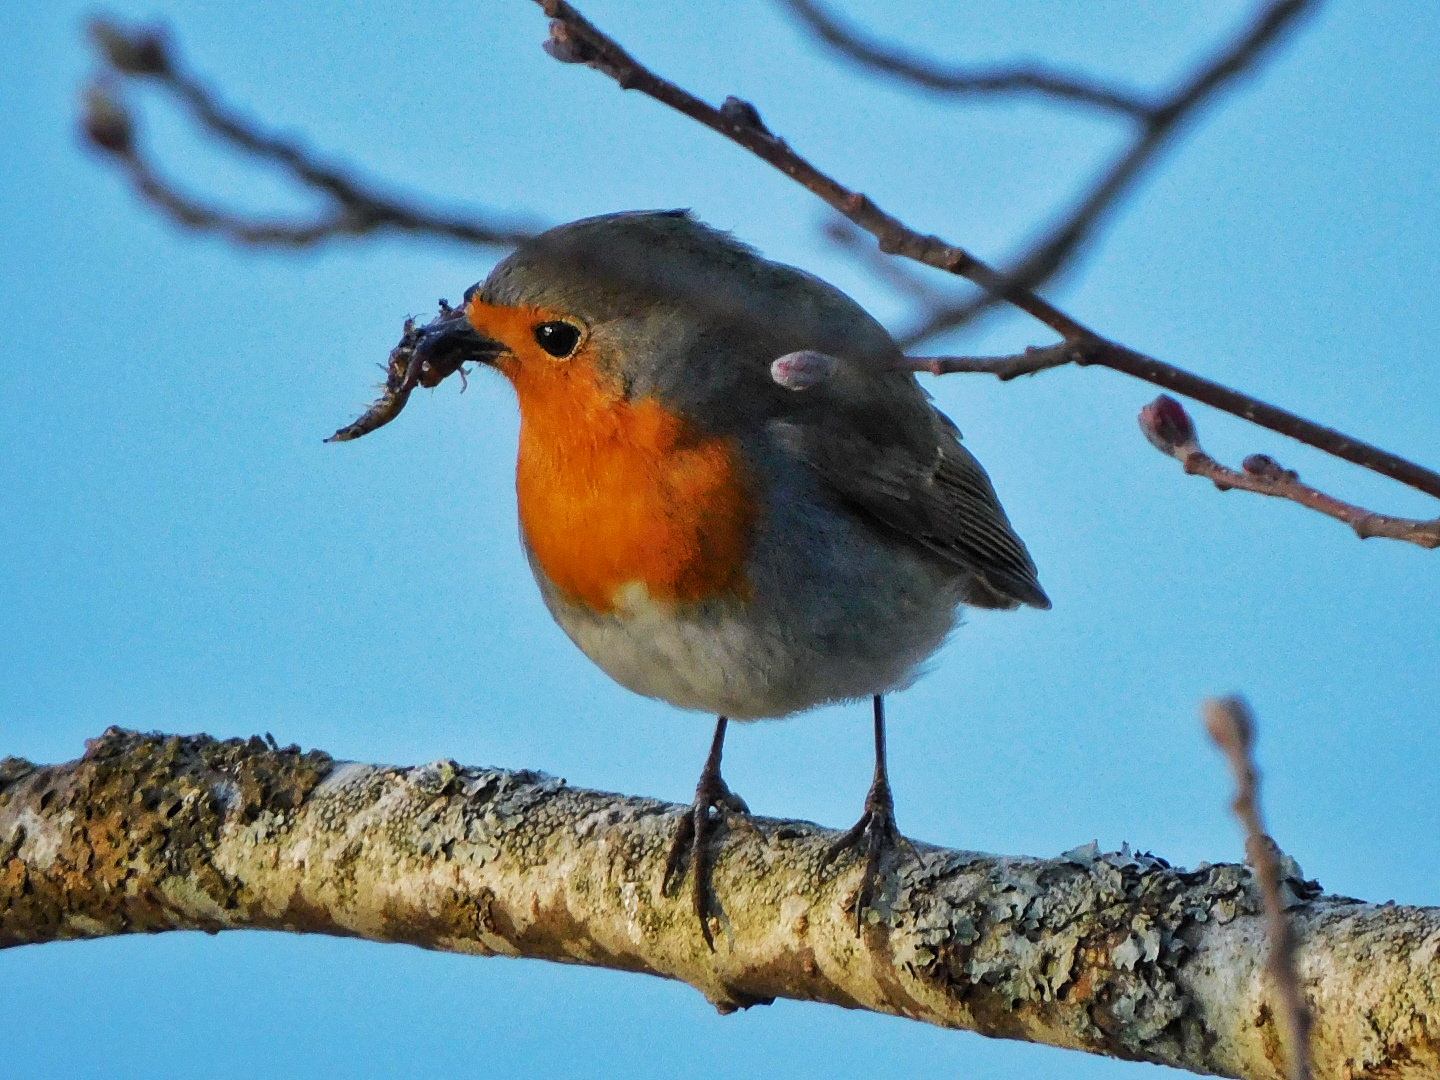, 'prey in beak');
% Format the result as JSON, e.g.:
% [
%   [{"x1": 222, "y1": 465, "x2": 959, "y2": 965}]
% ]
[{"x1": 327, "y1": 299, "x2": 504, "y2": 443}]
